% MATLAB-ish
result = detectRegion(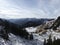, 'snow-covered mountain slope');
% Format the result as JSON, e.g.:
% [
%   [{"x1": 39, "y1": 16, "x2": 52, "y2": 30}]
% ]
[
  {"x1": 0, "y1": 17, "x2": 60, "y2": 45},
  {"x1": 0, "y1": 26, "x2": 60, "y2": 45},
  {"x1": 0, "y1": 33, "x2": 43, "y2": 45}
]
